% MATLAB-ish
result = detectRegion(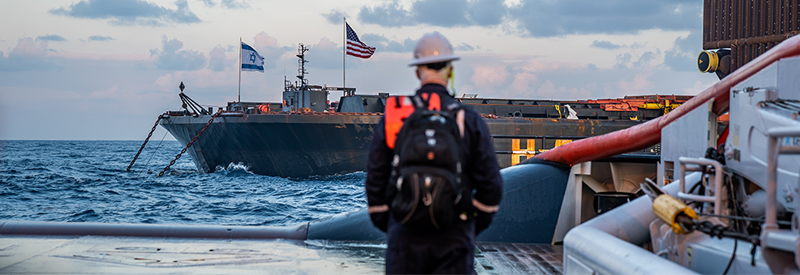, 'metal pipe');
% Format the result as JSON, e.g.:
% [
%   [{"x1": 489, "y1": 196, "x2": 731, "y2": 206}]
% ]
[
  {"x1": 534, "y1": 36, "x2": 800, "y2": 166},
  {"x1": 679, "y1": 161, "x2": 686, "y2": 203},
  {"x1": 564, "y1": 173, "x2": 703, "y2": 274},
  {"x1": 0, "y1": 221, "x2": 309, "y2": 240},
  {"x1": 762, "y1": 126, "x2": 800, "y2": 231},
  {"x1": 565, "y1": 227, "x2": 697, "y2": 275},
  {"x1": 677, "y1": 193, "x2": 717, "y2": 203},
  {"x1": 678, "y1": 157, "x2": 724, "y2": 214}
]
